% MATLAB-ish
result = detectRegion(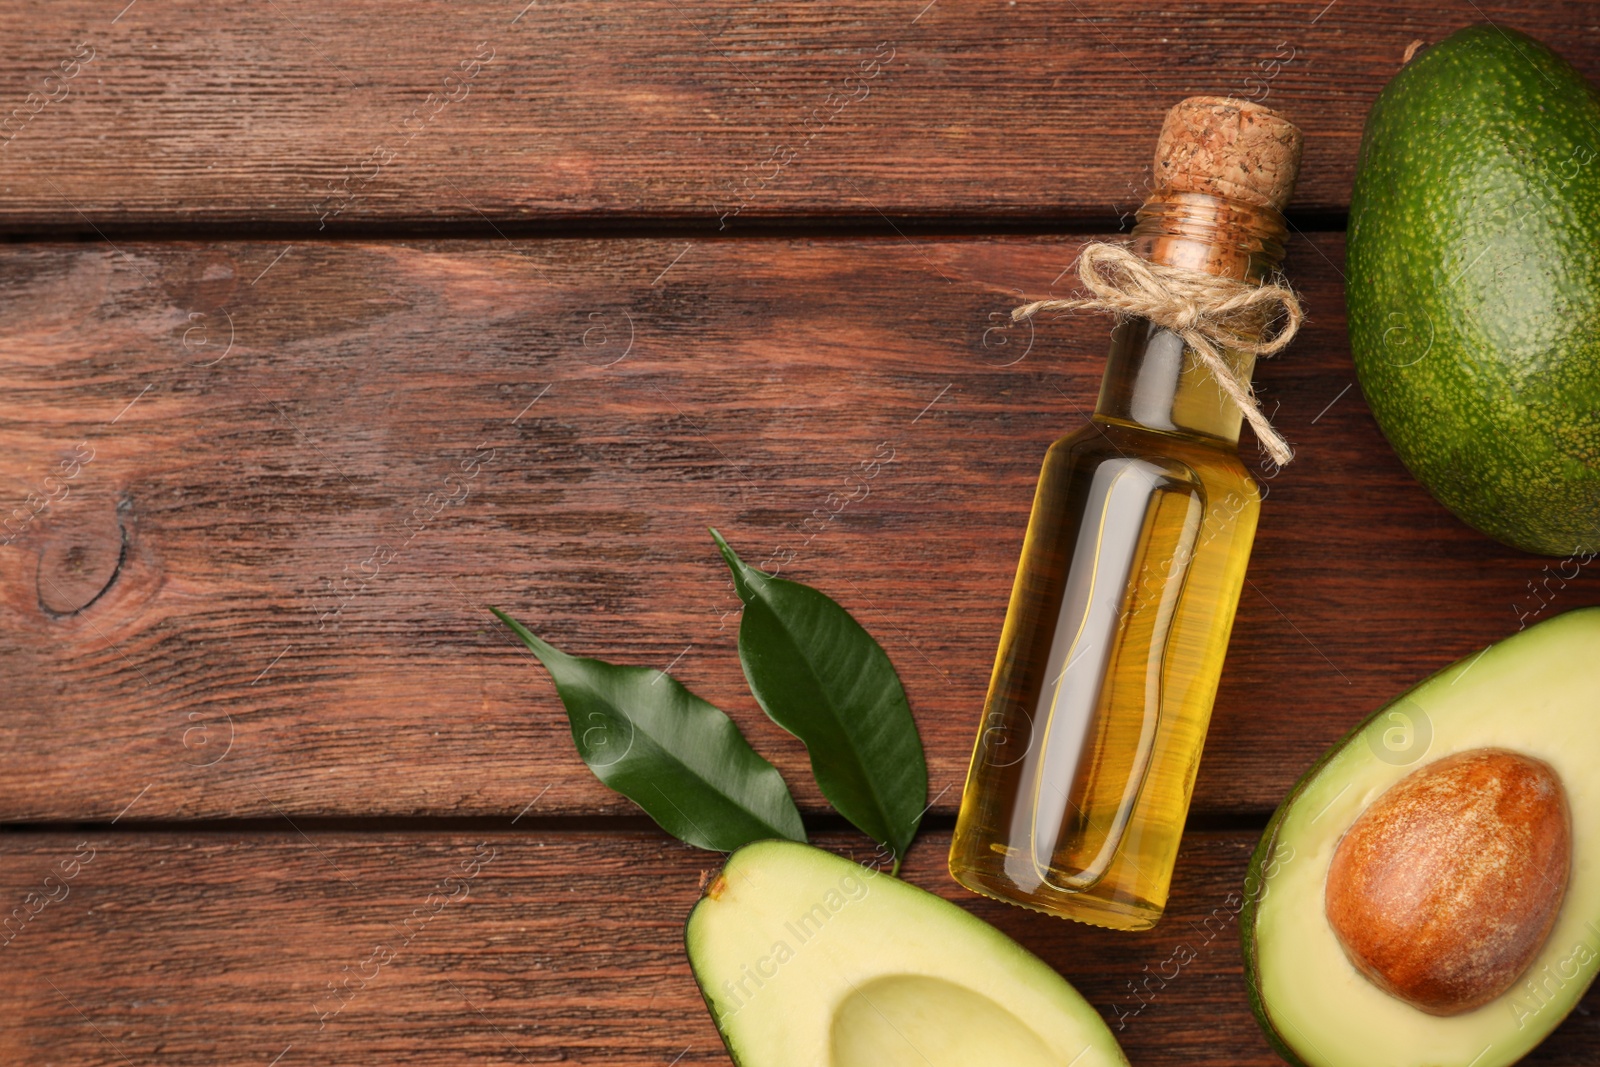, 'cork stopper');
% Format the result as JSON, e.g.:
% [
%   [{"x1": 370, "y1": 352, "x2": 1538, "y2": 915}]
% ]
[{"x1": 1152, "y1": 96, "x2": 1302, "y2": 210}]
